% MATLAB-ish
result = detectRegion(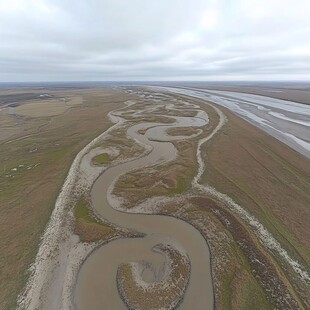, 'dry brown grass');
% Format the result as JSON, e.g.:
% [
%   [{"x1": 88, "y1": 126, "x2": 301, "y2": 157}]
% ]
[
  {"x1": 166, "y1": 126, "x2": 200, "y2": 136},
  {"x1": 97, "y1": 126, "x2": 146, "y2": 162},
  {"x1": 155, "y1": 197, "x2": 274, "y2": 310},
  {"x1": 196, "y1": 107, "x2": 310, "y2": 308},
  {"x1": 201, "y1": 108, "x2": 310, "y2": 265},
  {"x1": 151, "y1": 107, "x2": 198, "y2": 117},
  {"x1": 73, "y1": 197, "x2": 140, "y2": 243},
  {"x1": 115, "y1": 139, "x2": 198, "y2": 207},
  {"x1": 114, "y1": 97, "x2": 219, "y2": 208},
  {"x1": 191, "y1": 197, "x2": 303, "y2": 309},
  {"x1": 13, "y1": 96, "x2": 82, "y2": 117},
  {"x1": 75, "y1": 220, "x2": 118, "y2": 243},
  {"x1": 124, "y1": 114, "x2": 176, "y2": 124},
  {"x1": 112, "y1": 91, "x2": 309, "y2": 309},
  {"x1": 117, "y1": 244, "x2": 190, "y2": 310},
  {"x1": 0, "y1": 88, "x2": 135, "y2": 310}
]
